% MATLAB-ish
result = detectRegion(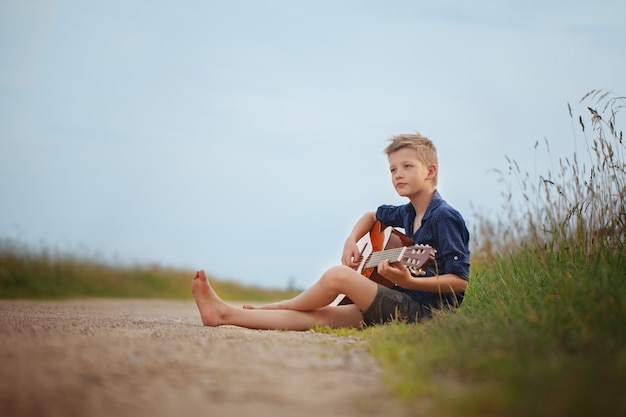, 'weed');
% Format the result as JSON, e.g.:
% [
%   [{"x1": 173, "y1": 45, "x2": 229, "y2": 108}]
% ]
[
  {"x1": 365, "y1": 90, "x2": 626, "y2": 417},
  {"x1": 0, "y1": 238, "x2": 299, "y2": 301}
]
